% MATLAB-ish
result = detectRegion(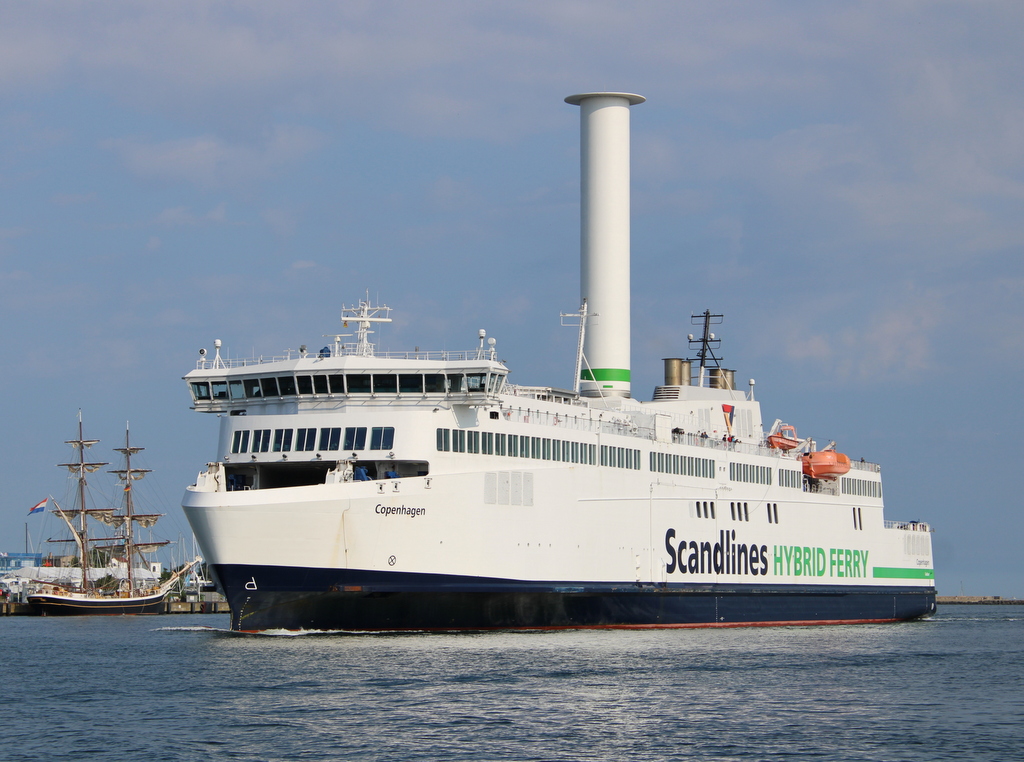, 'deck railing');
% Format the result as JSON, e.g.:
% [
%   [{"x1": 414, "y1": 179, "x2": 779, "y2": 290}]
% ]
[
  {"x1": 196, "y1": 347, "x2": 491, "y2": 370},
  {"x1": 884, "y1": 520, "x2": 931, "y2": 532}
]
